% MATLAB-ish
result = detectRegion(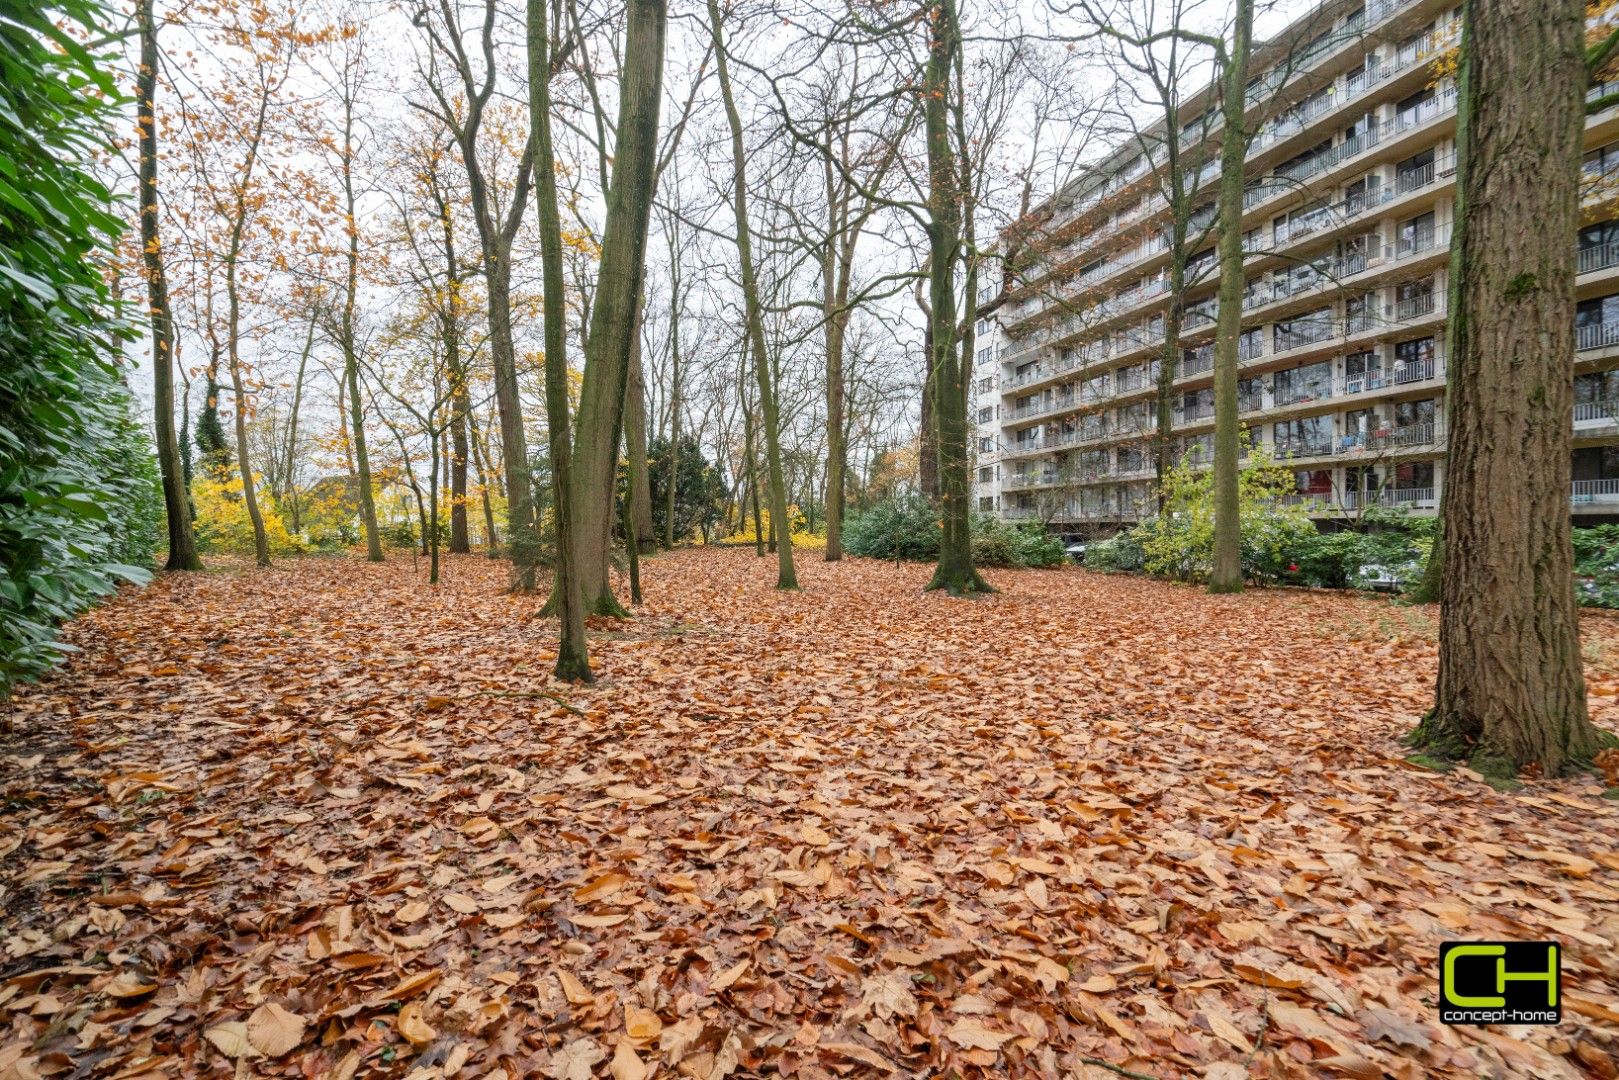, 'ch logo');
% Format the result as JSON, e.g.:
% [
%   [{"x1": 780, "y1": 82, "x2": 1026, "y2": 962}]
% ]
[{"x1": 1439, "y1": 942, "x2": 1560, "y2": 1025}]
